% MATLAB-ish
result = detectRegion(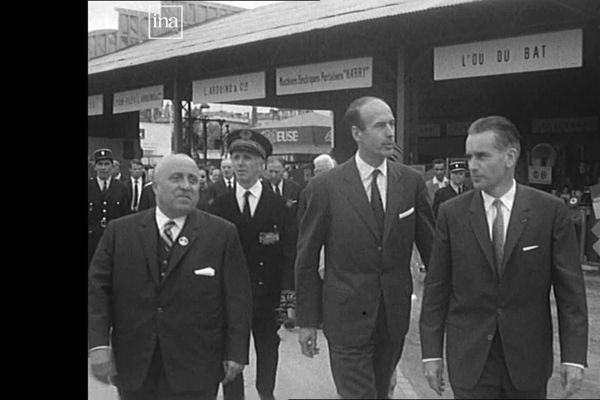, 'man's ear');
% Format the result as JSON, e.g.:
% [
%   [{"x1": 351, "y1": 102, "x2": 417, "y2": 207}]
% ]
[
  {"x1": 351, "y1": 125, "x2": 361, "y2": 142},
  {"x1": 505, "y1": 147, "x2": 519, "y2": 169}
]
